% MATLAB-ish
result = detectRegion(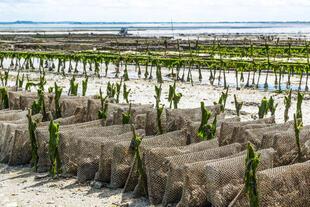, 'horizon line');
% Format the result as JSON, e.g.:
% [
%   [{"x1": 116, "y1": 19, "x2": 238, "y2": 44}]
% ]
[{"x1": 0, "y1": 20, "x2": 310, "y2": 24}]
